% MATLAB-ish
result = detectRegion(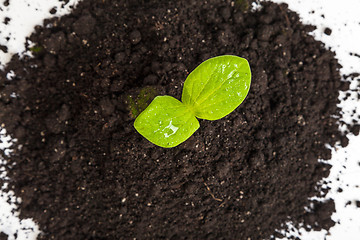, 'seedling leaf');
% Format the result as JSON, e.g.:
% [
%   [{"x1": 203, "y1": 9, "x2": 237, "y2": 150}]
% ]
[
  {"x1": 181, "y1": 55, "x2": 251, "y2": 120},
  {"x1": 134, "y1": 96, "x2": 200, "y2": 148}
]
